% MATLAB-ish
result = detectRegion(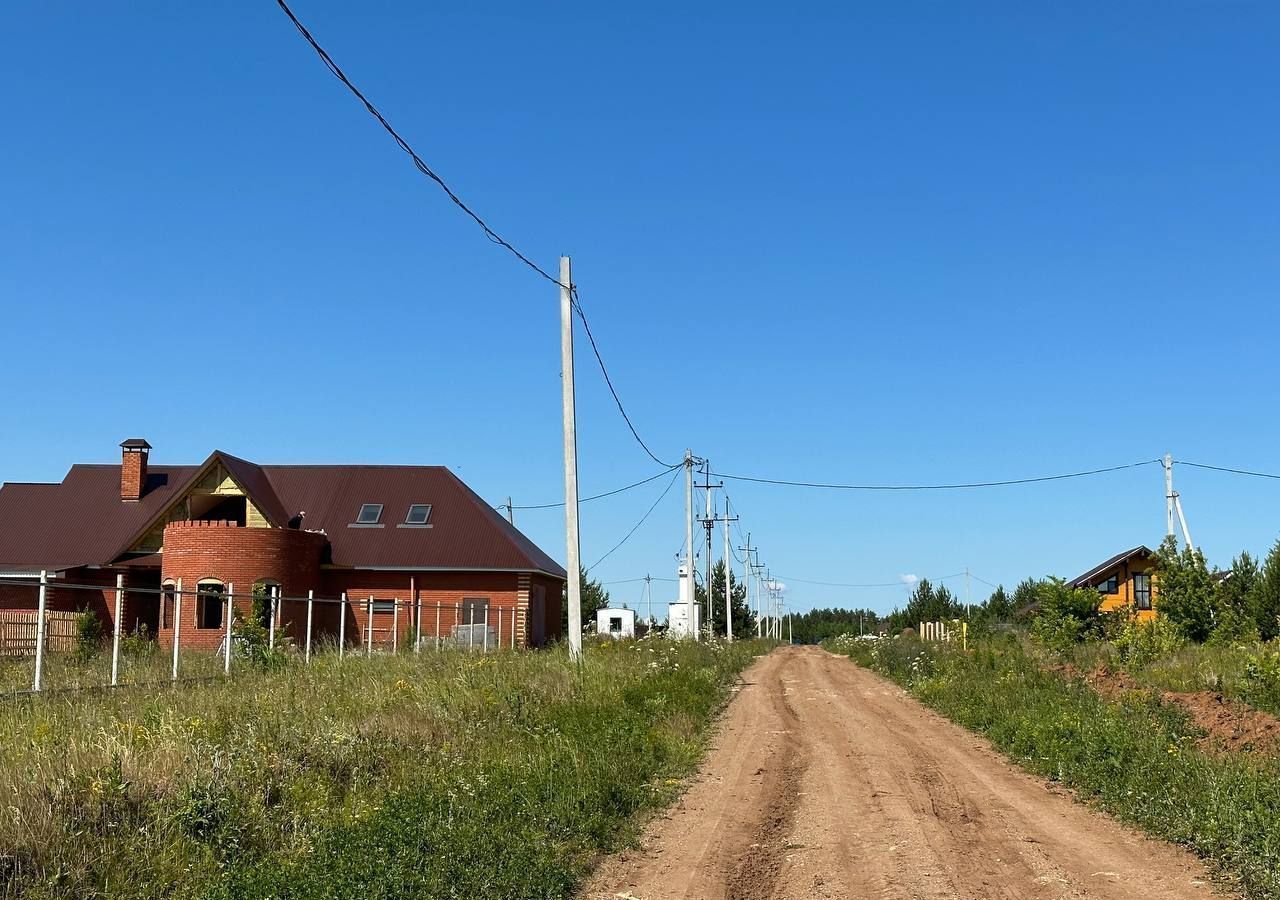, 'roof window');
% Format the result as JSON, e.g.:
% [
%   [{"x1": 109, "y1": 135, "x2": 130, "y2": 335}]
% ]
[
  {"x1": 405, "y1": 504, "x2": 432, "y2": 525},
  {"x1": 355, "y1": 503, "x2": 383, "y2": 525}
]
